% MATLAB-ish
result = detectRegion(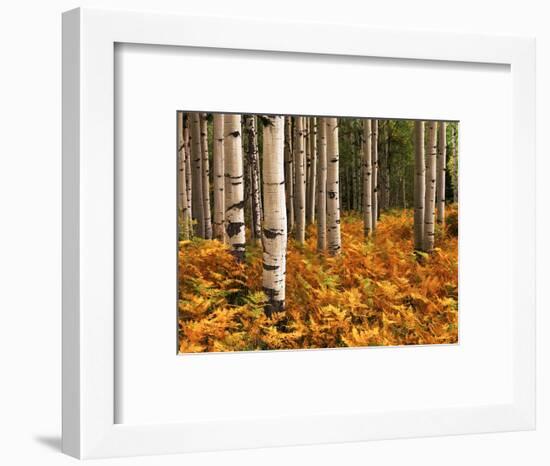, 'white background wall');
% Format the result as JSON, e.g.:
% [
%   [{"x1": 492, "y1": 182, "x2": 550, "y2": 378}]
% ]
[{"x1": 0, "y1": 1, "x2": 547, "y2": 465}]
